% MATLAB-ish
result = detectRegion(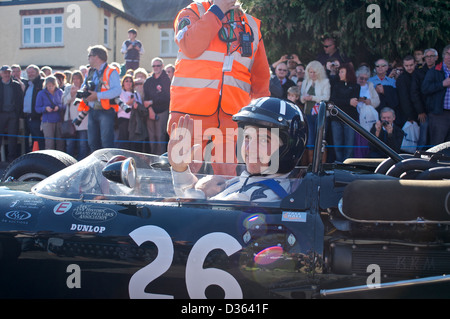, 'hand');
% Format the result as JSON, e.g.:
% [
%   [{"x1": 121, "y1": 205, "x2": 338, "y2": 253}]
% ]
[
  {"x1": 70, "y1": 85, "x2": 78, "y2": 97},
  {"x1": 375, "y1": 84, "x2": 384, "y2": 95},
  {"x1": 85, "y1": 91, "x2": 98, "y2": 102},
  {"x1": 385, "y1": 122, "x2": 393, "y2": 134},
  {"x1": 213, "y1": 0, "x2": 238, "y2": 14},
  {"x1": 443, "y1": 78, "x2": 450, "y2": 88},
  {"x1": 418, "y1": 113, "x2": 427, "y2": 124},
  {"x1": 374, "y1": 120, "x2": 382, "y2": 134},
  {"x1": 350, "y1": 98, "x2": 358, "y2": 107},
  {"x1": 303, "y1": 95, "x2": 313, "y2": 101},
  {"x1": 195, "y1": 175, "x2": 227, "y2": 198},
  {"x1": 168, "y1": 114, "x2": 201, "y2": 173},
  {"x1": 148, "y1": 106, "x2": 156, "y2": 120},
  {"x1": 290, "y1": 54, "x2": 301, "y2": 64},
  {"x1": 45, "y1": 106, "x2": 54, "y2": 113},
  {"x1": 127, "y1": 96, "x2": 135, "y2": 106}
]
